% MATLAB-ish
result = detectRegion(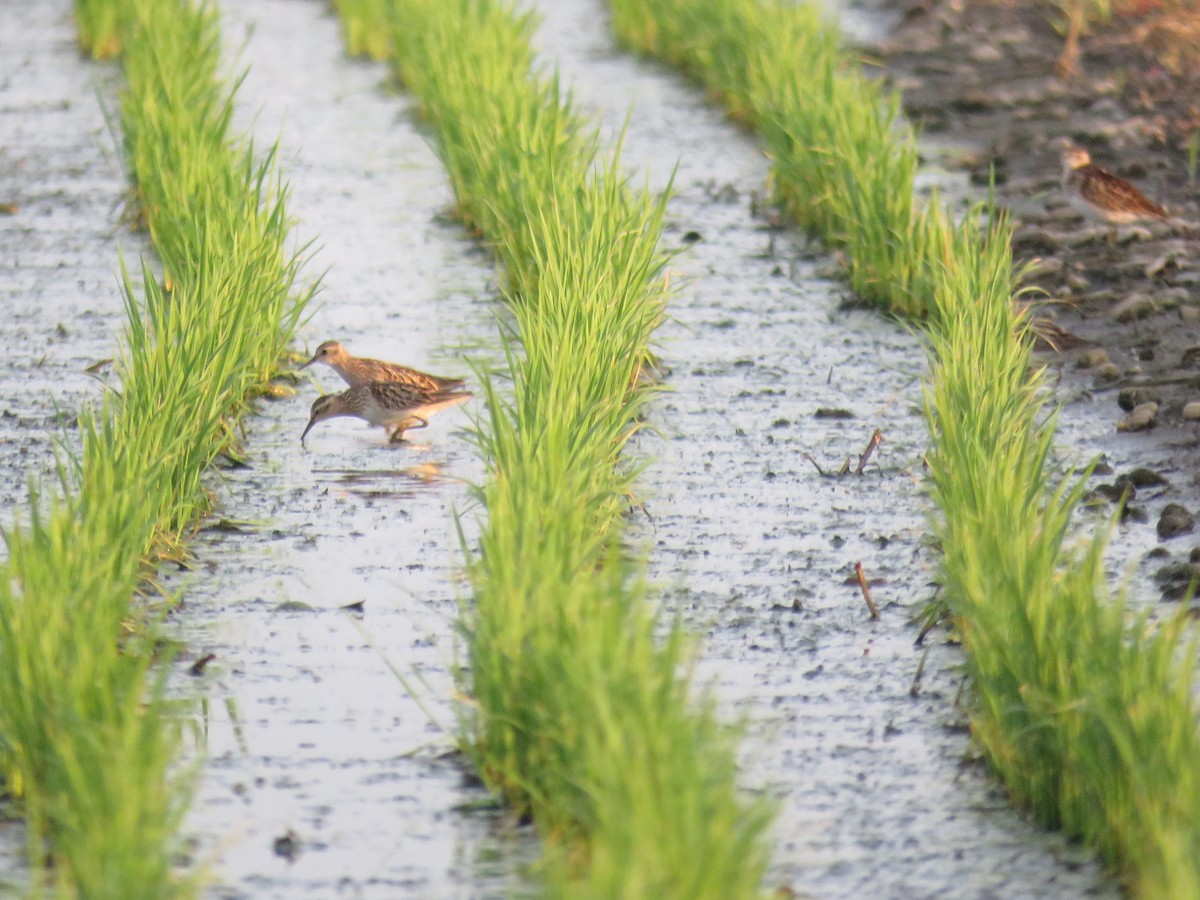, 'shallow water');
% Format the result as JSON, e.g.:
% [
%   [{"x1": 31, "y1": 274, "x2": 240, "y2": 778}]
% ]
[
  {"x1": 165, "y1": 3, "x2": 537, "y2": 897},
  {"x1": 0, "y1": 0, "x2": 1167, "y2": 896},
  {"x1": 0, "y1": 5, "x2": 131, "y2": 516}
]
